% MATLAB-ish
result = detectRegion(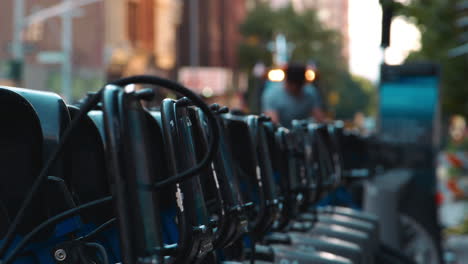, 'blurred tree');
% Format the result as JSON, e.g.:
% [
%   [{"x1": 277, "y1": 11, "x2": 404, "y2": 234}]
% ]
[
  {"x1": 238, "y1": 4, "x2": 375, "y2": 119},
  {"x1": 332, "y1": 74, "x2": 377, "y2": 119},
  {"x1": 402, "y1": 0, "x2": 468, "y2": 117},
  {"x1": 238, "y1": 4, "x2": 345, "y2": 73},
  {"x1": 238, "y1": 4, "x2": 276, "y2": 68},
  {"x1": 353, "y1": 75, "x2": 378, "y2": 116}
]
